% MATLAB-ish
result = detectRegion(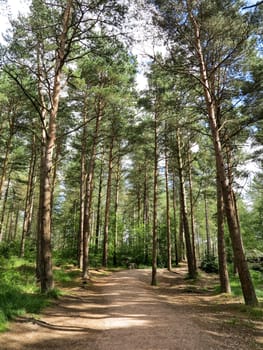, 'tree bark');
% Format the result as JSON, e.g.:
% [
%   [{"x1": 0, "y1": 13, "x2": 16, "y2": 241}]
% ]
[
  {"x1": 172, "y1": 171, "x2": 179, "y2": 266},
  {"x1": 102, "y1": 134, "x2": 114, "y2": 267},
  {"x1": 164, "y1": 144, "x2": 172, "y2": 271},
  {"x1": 0, "y1": 173, "x2": 11, "y2": 242},
  {"x1": 20, "y1": 135, "x2": 37, "y2": 257},
  {"x1": 176, "y1": 128, "x2": 197, "y2": 278},
  {"x1": 151, "y1": 108, "x2": 158, "y2": 286},
  {"x1": 95, "y1": 155, "x2": 104, "y2": 255},
  {"x1": 217, "y1": 176, "x2": 231, "y2": 294},
  {"x1": 113, "y1": 151, "x2": 121, "y2": 266},
  {"x1": 78, "y1": 94, "x2": 88, "y2": 269},
  {"x1": 39, "y1": 0, "x2": 73, "y2": 293},
  {"x1": 0, "y1": 113, "x2": 14, "y2": 200},
  {"x1": 143, "y1": 161, "x2": 150, "y2": 265},
  {"x1": 188, "y1": 150, "x2": 197, "y2": 270},
  {"x1": 82, "y1": 98, "x2": 104, "y2": 279},
  {"x1": 204, "y1": 190, "x2": 211, "y2": 257}
]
